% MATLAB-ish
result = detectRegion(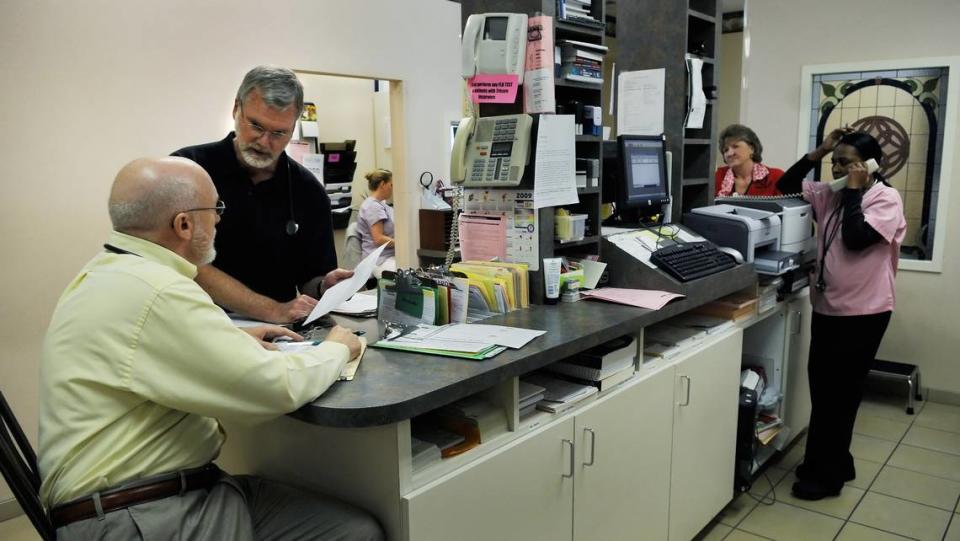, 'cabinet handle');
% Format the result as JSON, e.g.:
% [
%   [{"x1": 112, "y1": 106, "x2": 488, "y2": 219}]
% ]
[
  {"x1": 583, "y1": 428, "x2": 596, "y2": 467},
  {"x1": 680, "y1": 375, "x2": 691, "y2": 406},
  {"x1": 562, "y1": 439, "x2": 575, "y2": 478}
]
